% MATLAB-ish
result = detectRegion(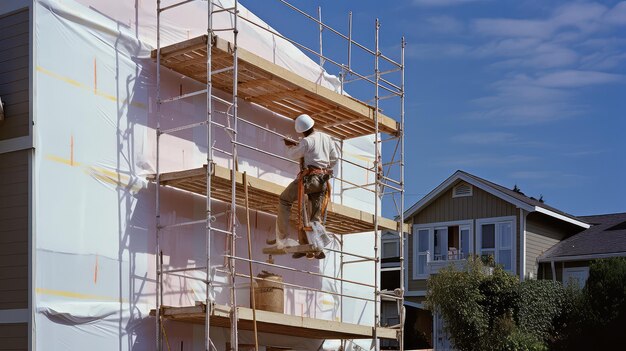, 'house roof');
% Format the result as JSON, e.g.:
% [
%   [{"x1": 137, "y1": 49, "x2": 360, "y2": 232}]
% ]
[
  {"x1": 404, "y1": 170, "x2": 589, "y2": 229},
  {"x1": 539, "y1": 212, "x2": 626, "y2": 261}
]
